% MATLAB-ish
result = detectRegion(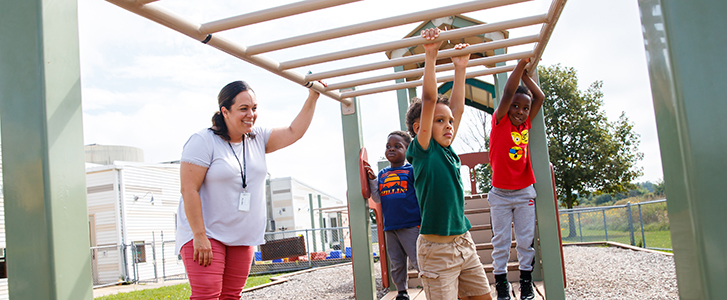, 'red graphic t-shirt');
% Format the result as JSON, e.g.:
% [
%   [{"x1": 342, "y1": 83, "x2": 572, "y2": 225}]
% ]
[{"x1": 489, "y1": 110, "x2": 536, "y2": 190}]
